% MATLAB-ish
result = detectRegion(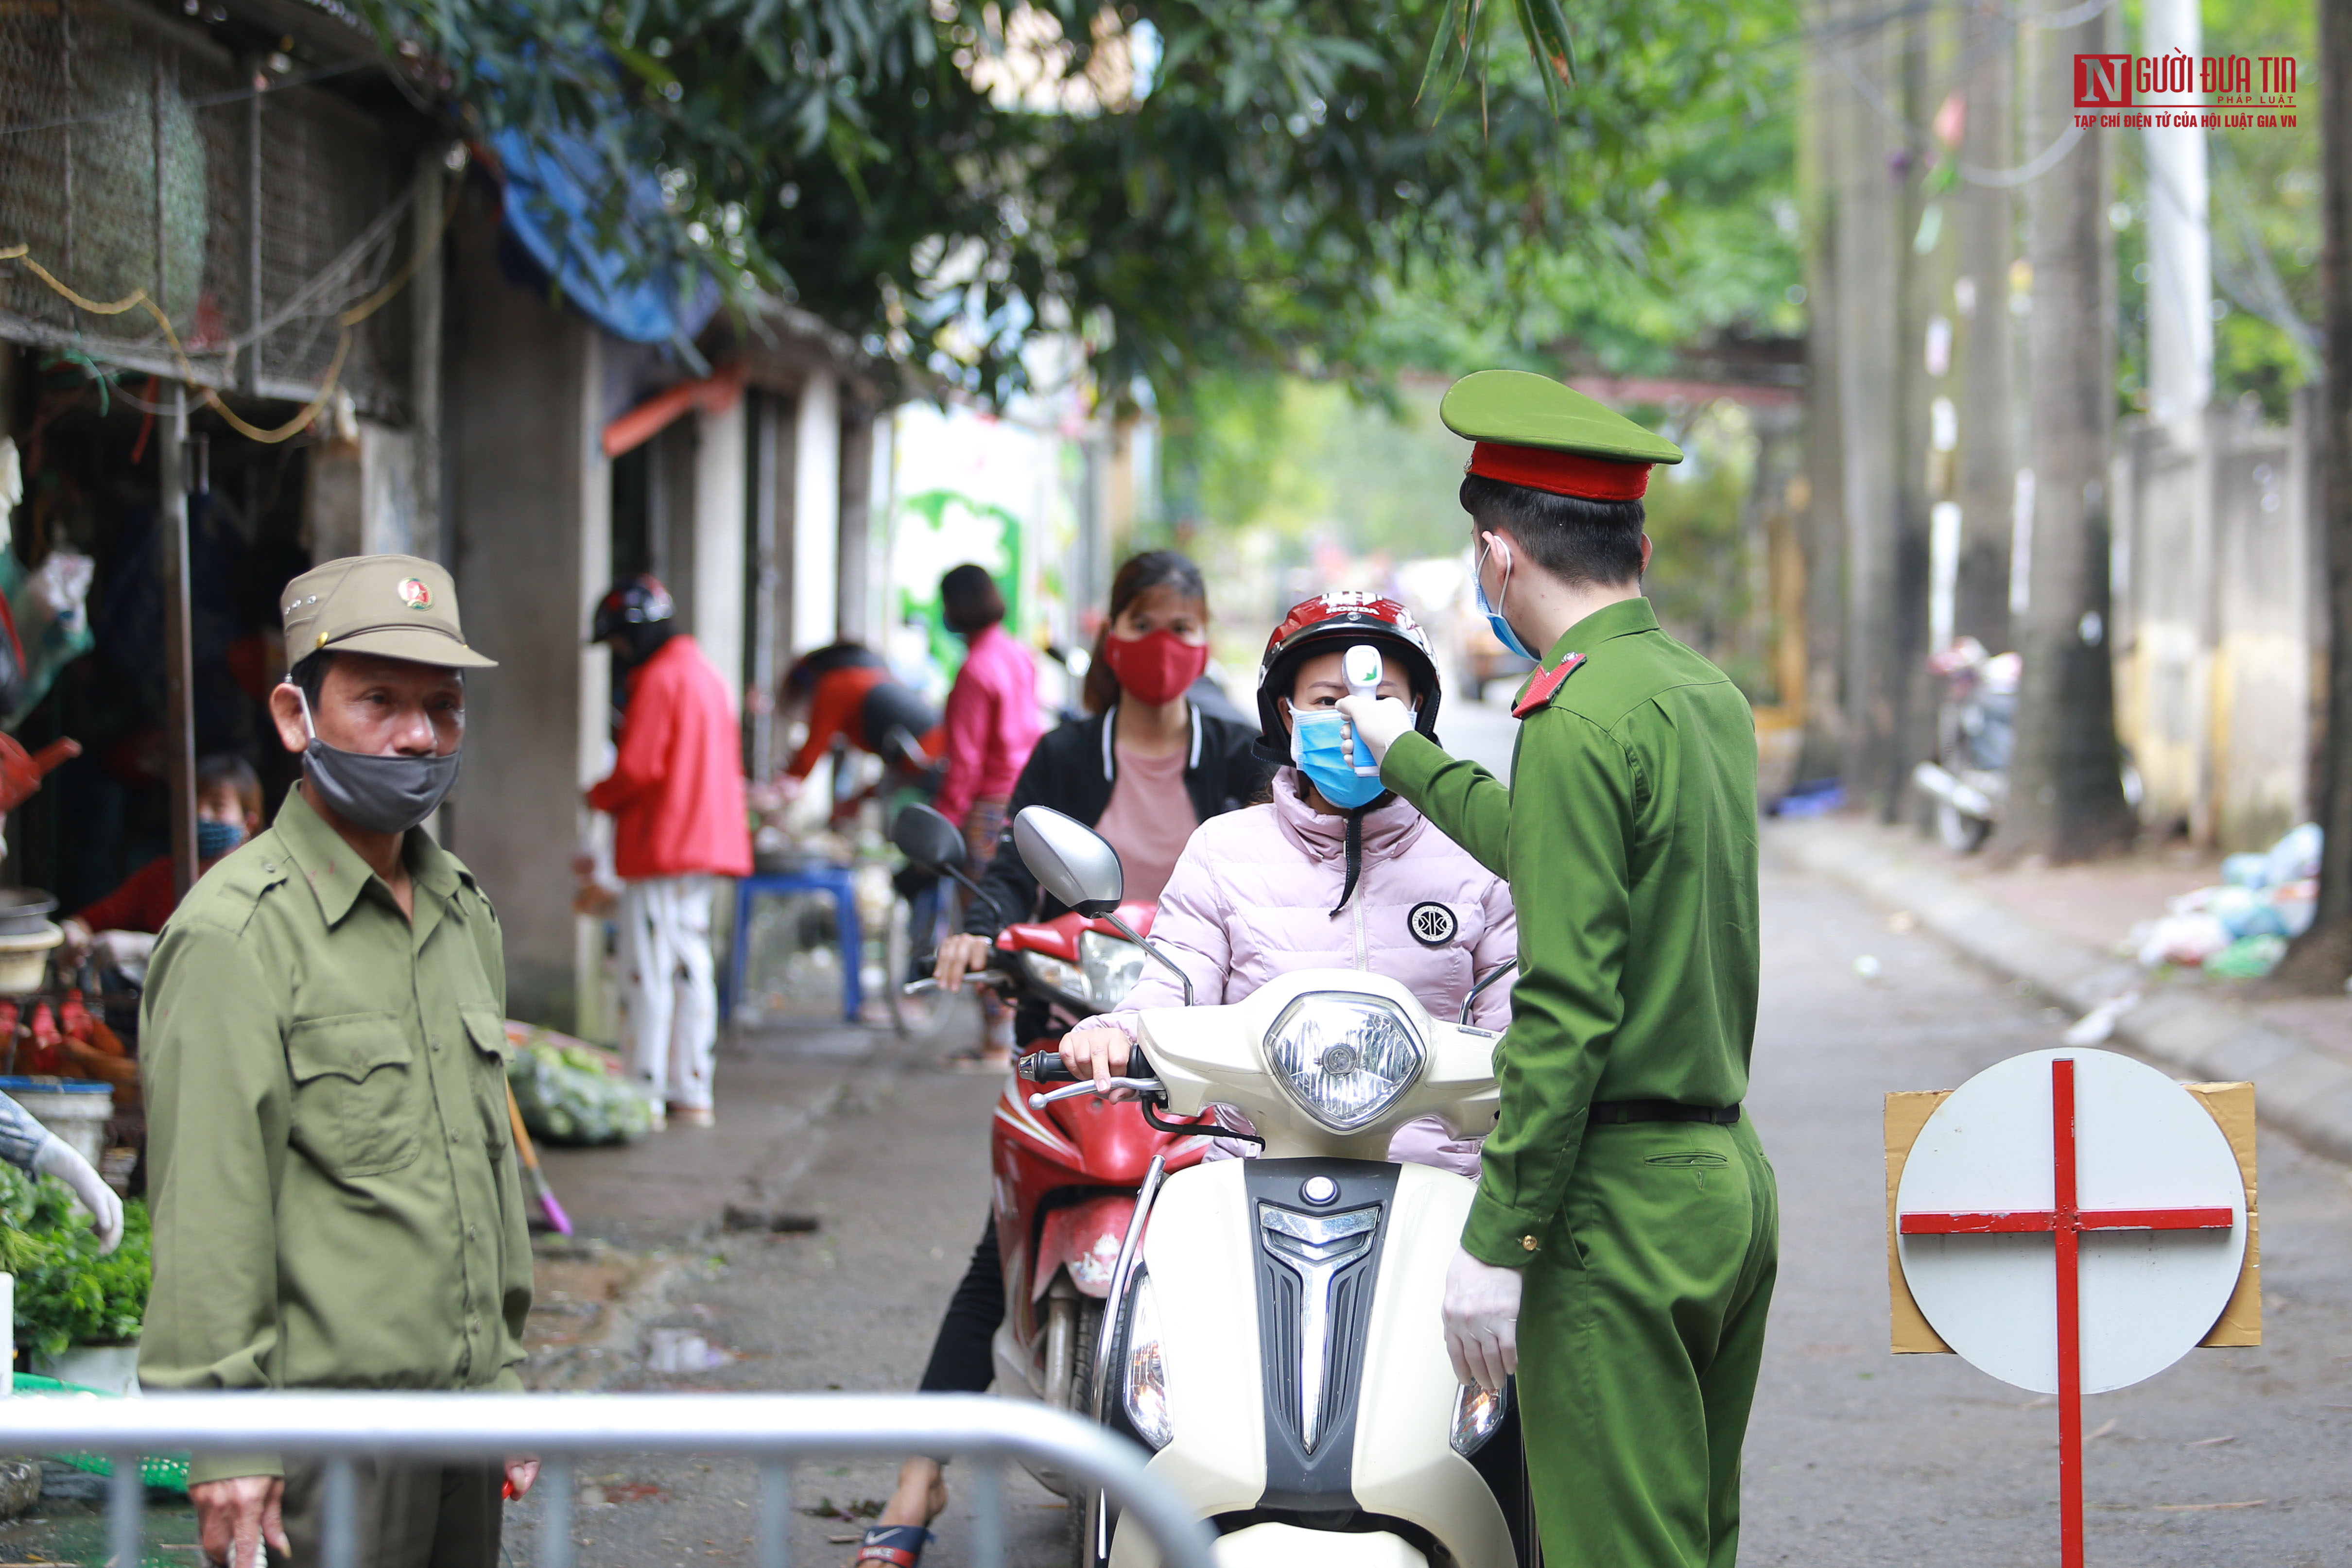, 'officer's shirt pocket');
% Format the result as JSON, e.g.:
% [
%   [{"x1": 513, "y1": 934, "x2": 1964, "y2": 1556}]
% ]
[
  {"x1": 460, "y1": 1005, "x2": 513, "y2": 1158},
  {"x1": 287, "y1": 1011, "x2": 423, "y2": 1177}
]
